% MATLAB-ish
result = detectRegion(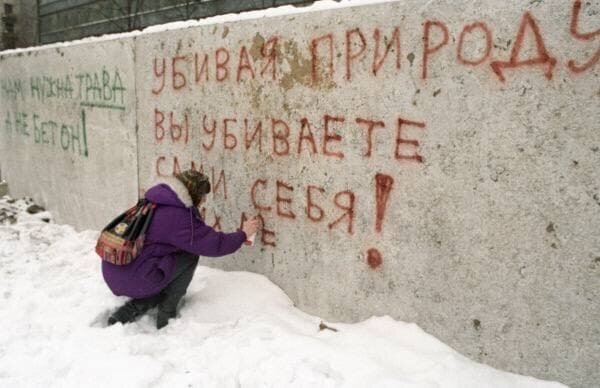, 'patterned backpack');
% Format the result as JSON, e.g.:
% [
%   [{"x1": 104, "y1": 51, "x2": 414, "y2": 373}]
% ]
[{"x1": 95, "y1": 199, "x2": 156, "y2": 266}]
